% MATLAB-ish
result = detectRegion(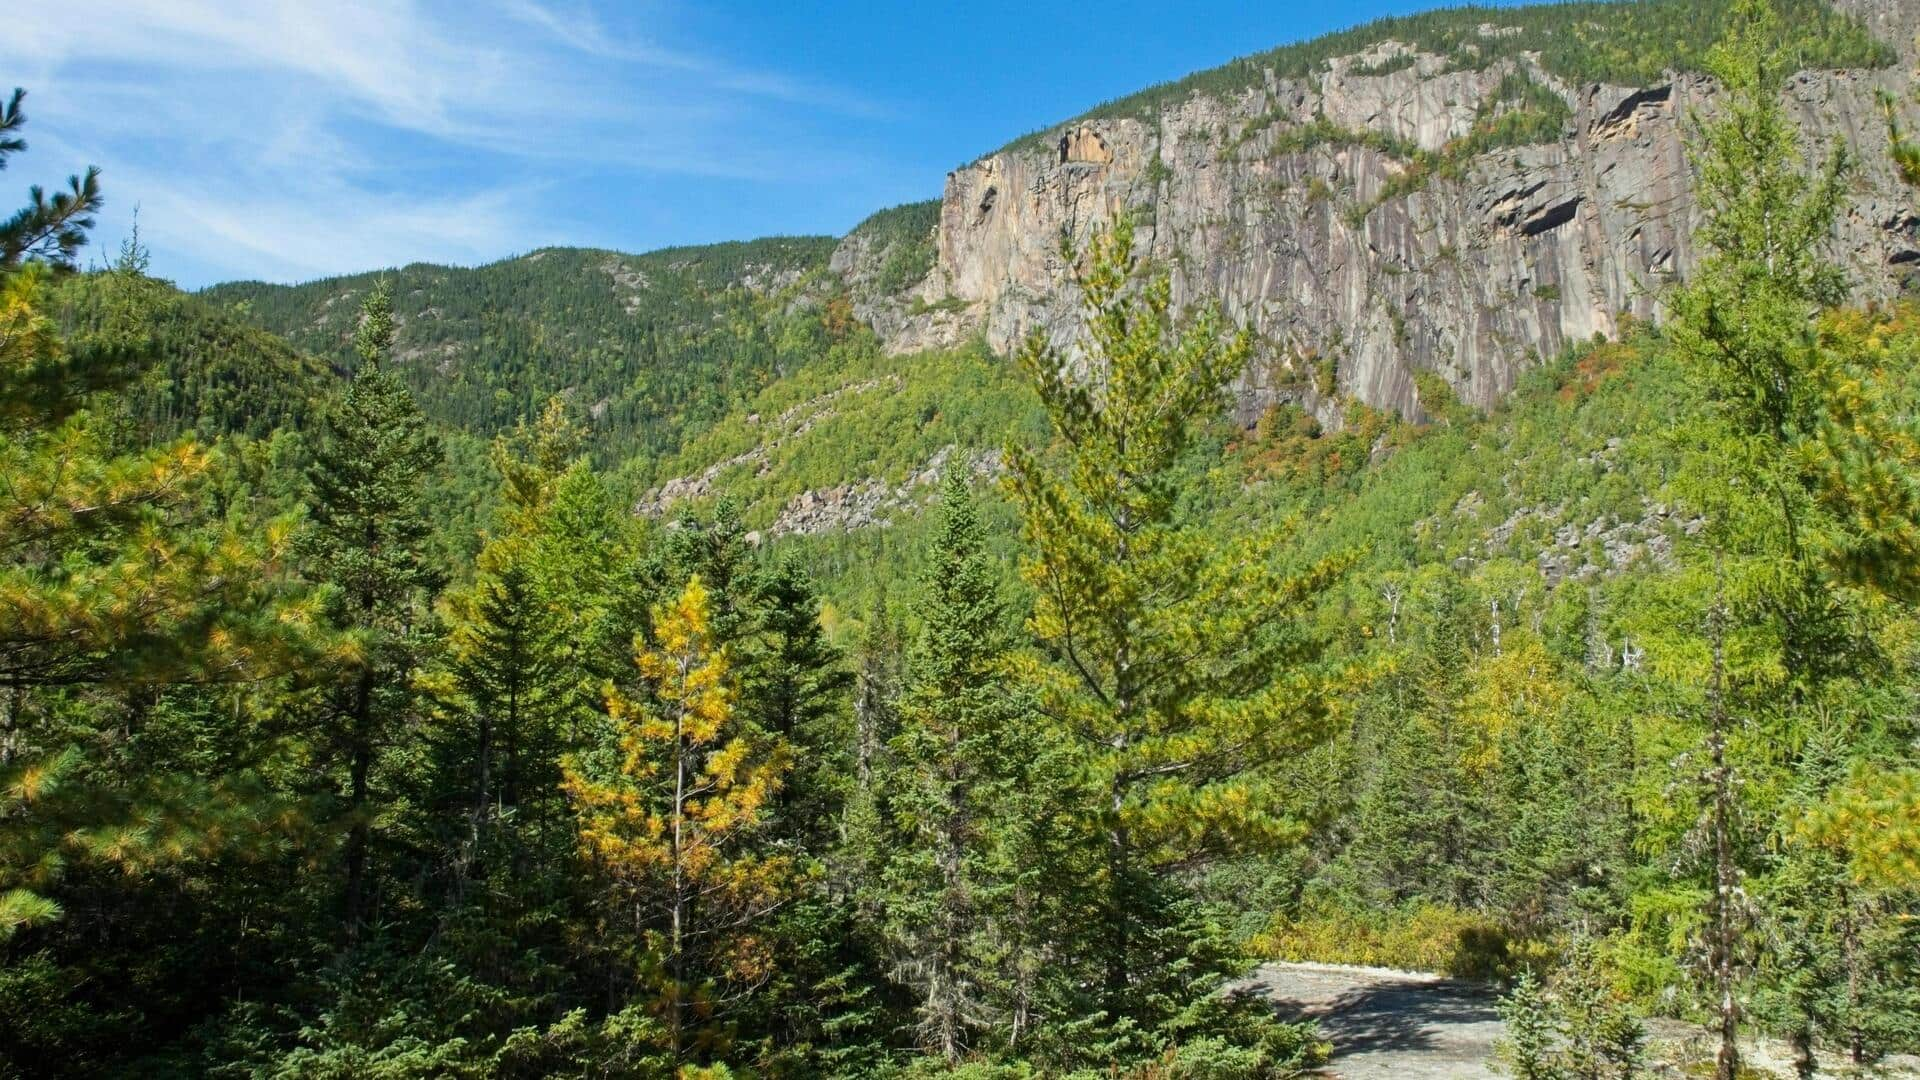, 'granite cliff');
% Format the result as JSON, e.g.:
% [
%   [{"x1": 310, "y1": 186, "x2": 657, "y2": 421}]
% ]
[{"x1": 833, "y1": 0, "x2": 1920, "y2": 422}]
